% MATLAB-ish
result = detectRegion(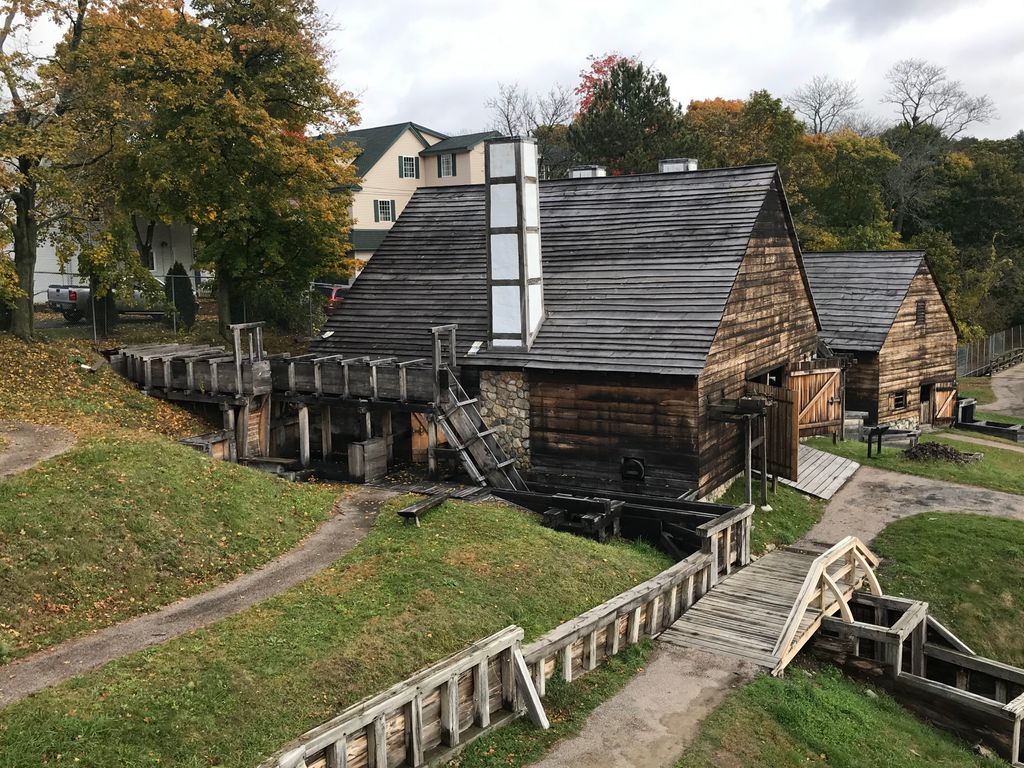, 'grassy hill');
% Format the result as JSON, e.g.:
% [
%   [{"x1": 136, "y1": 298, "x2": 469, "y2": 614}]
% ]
[{"x1": 0, "y1": 498, "x2": 670, "y2": 767}]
